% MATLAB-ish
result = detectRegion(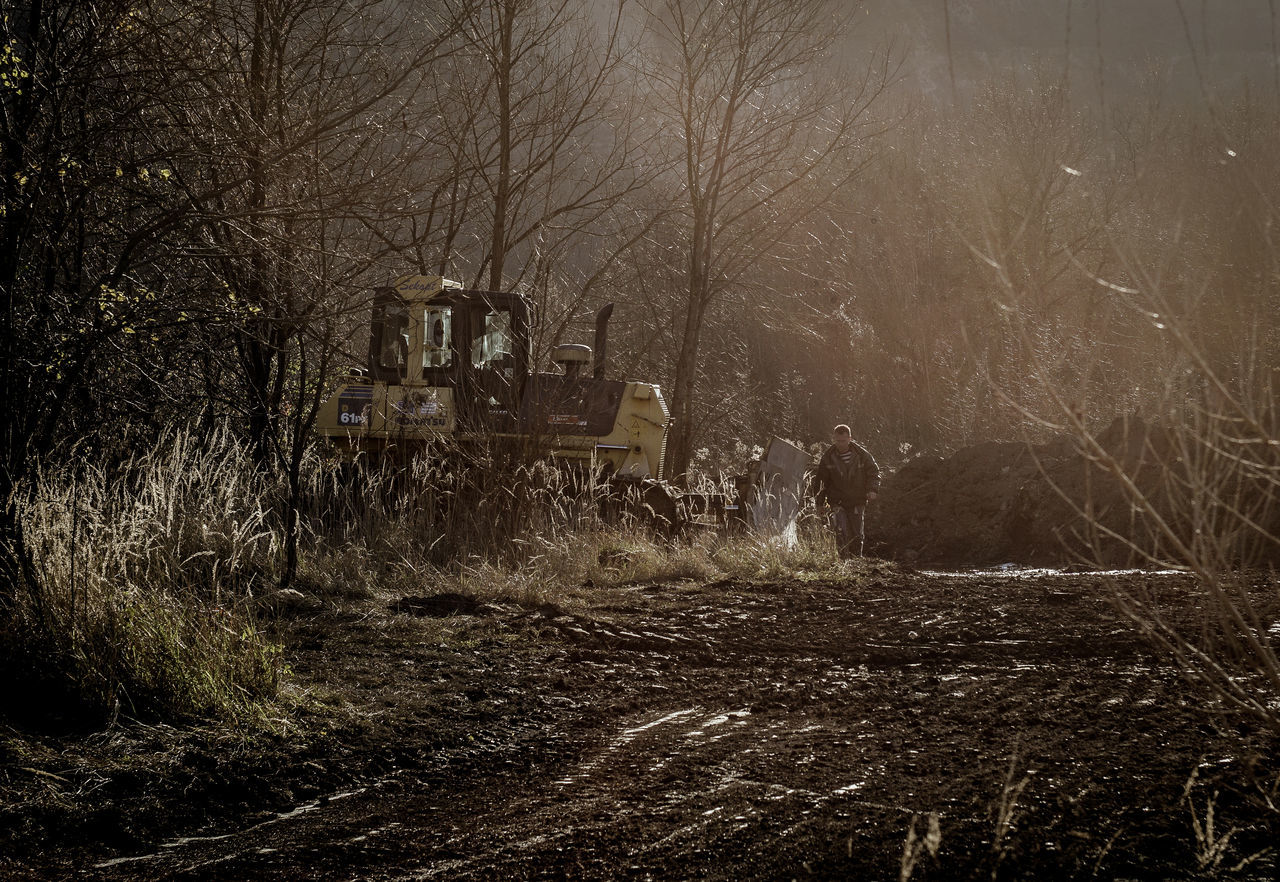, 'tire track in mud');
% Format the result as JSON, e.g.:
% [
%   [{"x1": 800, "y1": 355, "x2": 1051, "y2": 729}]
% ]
[{"x1": 78, "y1": 568, "x2": 1277, "y2": 881}]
